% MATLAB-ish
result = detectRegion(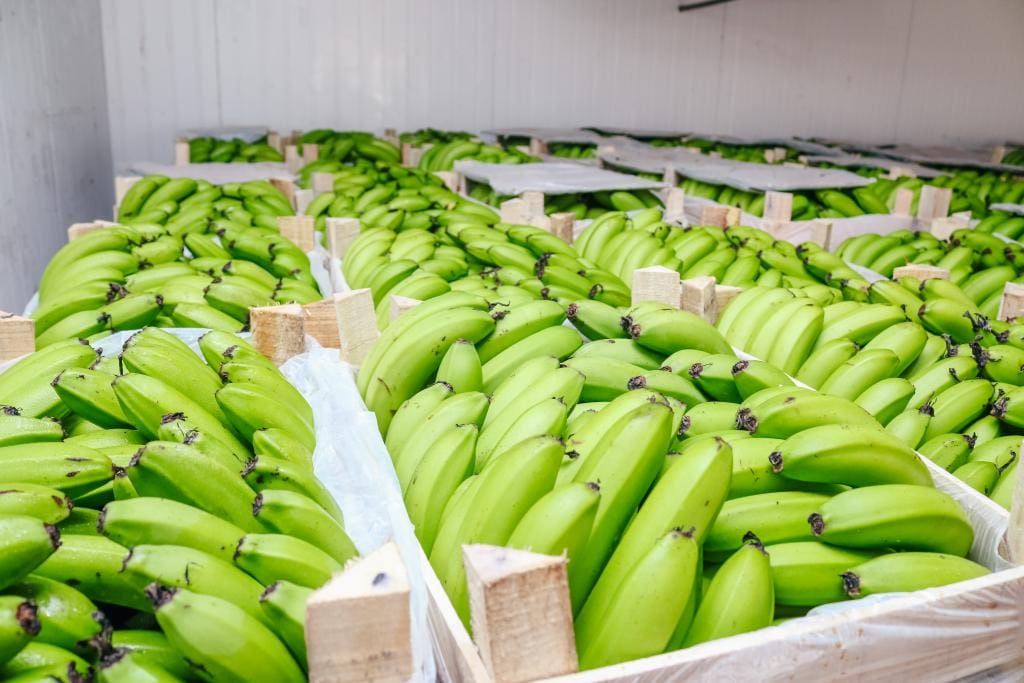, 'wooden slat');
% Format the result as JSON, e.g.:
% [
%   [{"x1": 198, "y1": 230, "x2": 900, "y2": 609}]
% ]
[
  {"x1": 0, "y1": 312, "x2": 34, "y2": 362},
  {"x1": 333, "y1": 289, "x2": 380, "y2": 367},
  {"x1": 632, "y1": 266, "x2": 681, "y2": 307}
]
